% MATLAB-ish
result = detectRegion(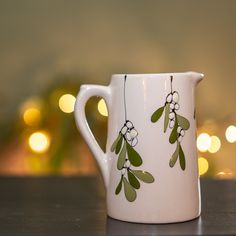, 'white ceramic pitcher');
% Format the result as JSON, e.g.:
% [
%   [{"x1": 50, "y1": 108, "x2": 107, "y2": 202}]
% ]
[{"x1": 74, "y1": 72, "x2": 204, "y2": 224}]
